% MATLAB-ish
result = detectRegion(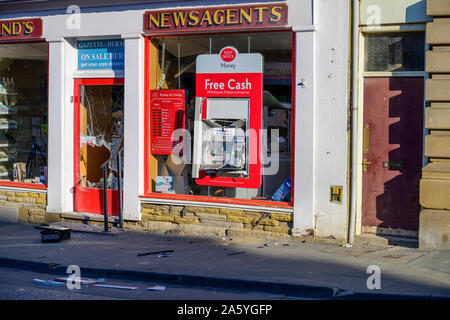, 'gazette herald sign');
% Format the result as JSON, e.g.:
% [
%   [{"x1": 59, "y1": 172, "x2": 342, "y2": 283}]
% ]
[
  {"x1": 143, "y1": 3, "x2": 288, "y2": 34},
  {"x1": 0, "y1": 18, "x2": 42, "y2": 41}
]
